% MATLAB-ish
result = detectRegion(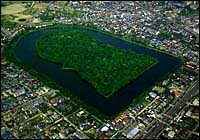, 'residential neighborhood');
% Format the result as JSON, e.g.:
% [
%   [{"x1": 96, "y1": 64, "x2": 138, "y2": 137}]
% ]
[
  {"x1": 1, "y1": 57, "x2": 199, "y2": 139},
  {"x1": 1, "y1": 1, "x2": 199, "y2": 139}
]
